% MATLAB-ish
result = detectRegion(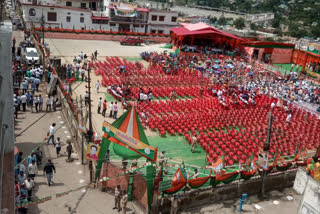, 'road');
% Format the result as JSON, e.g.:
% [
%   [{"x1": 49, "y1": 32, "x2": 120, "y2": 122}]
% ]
[{"x1": 45, "y1": 38, "x2": 172, "y2": 64}]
